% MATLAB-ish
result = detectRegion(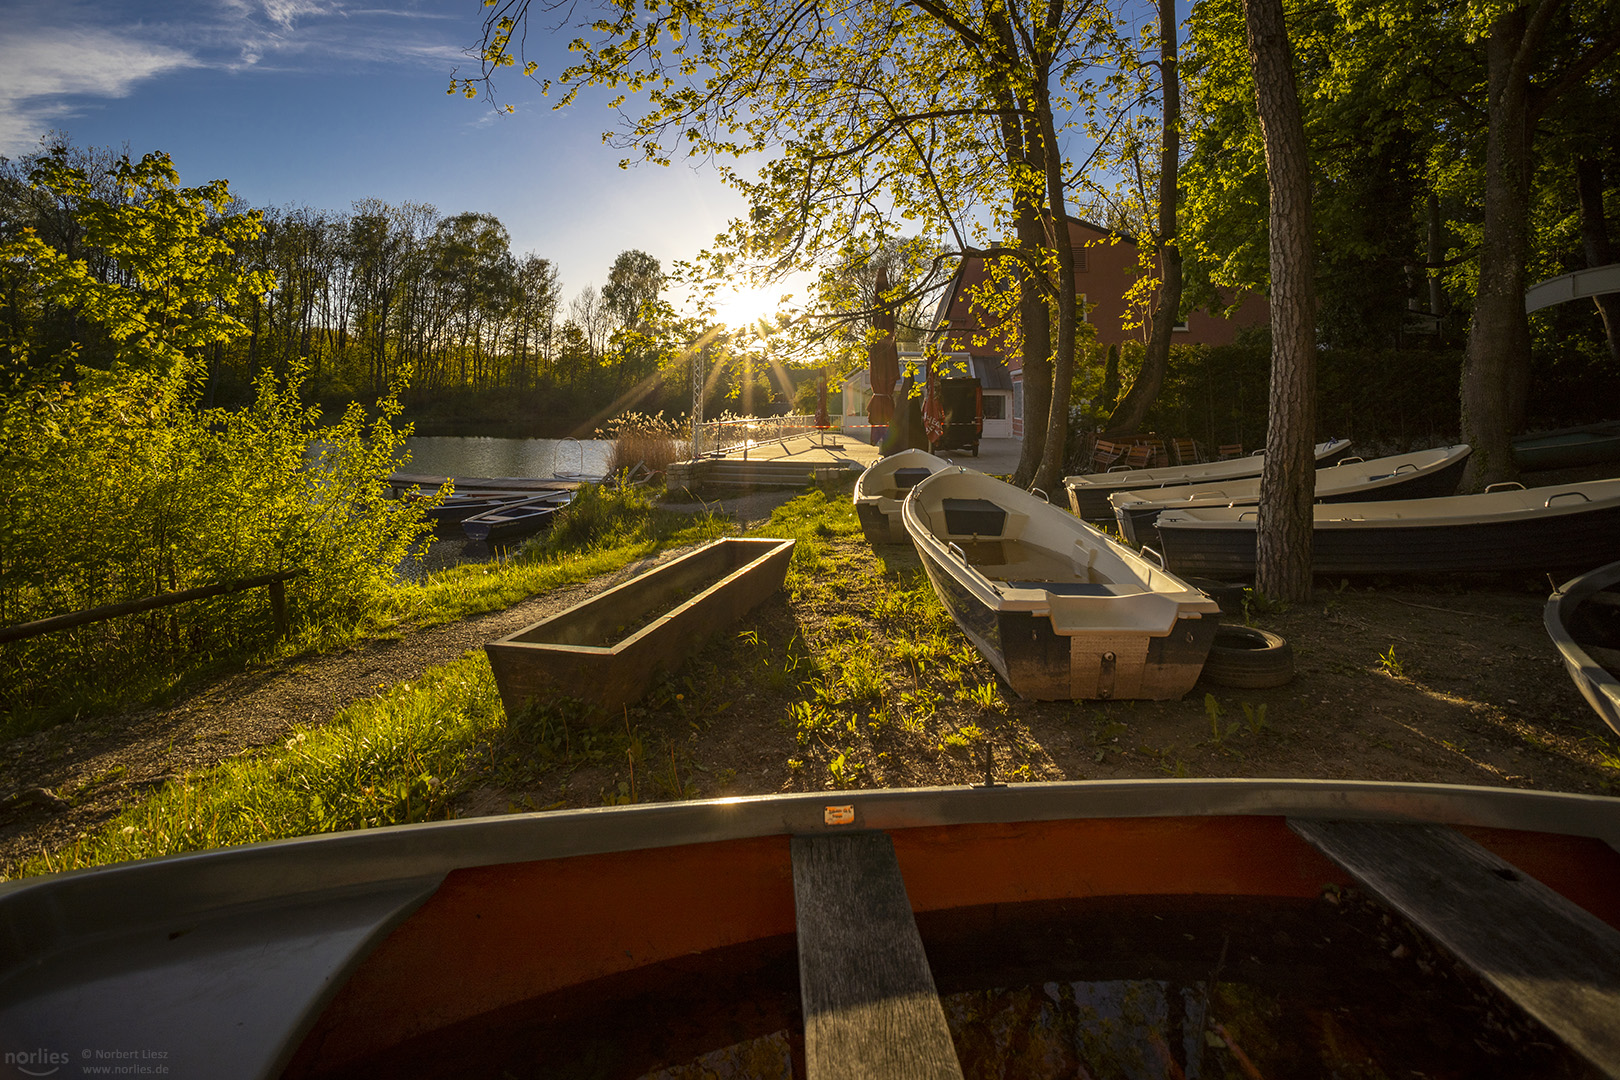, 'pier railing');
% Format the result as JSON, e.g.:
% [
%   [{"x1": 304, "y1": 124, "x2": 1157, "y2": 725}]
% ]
[{"x1": 698, "y1": 414, "x2": 829, "y2": 458}]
